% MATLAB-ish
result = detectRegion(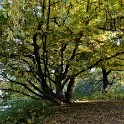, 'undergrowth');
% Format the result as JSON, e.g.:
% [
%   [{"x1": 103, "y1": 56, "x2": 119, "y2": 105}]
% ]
[
  {"x1": 72, "y1": 91, "x2": 124, "y2": 101},
  {"x1": 0, "y1": 98, "x2": 52, "y2": 124}
]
